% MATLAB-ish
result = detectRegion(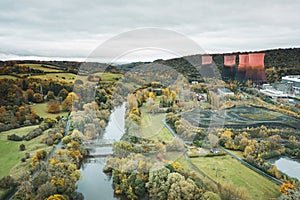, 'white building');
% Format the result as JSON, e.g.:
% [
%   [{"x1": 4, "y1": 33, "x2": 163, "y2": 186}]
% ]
[
  {"x1": 217, "y1": 88, "x2": 234, "y2": 97},
  {"x1": 260, "y1": 88, "x2": 288, "y2": 99},
  {"x1": 281, "y1": 75, "x2": 300, "y2": 95}
]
